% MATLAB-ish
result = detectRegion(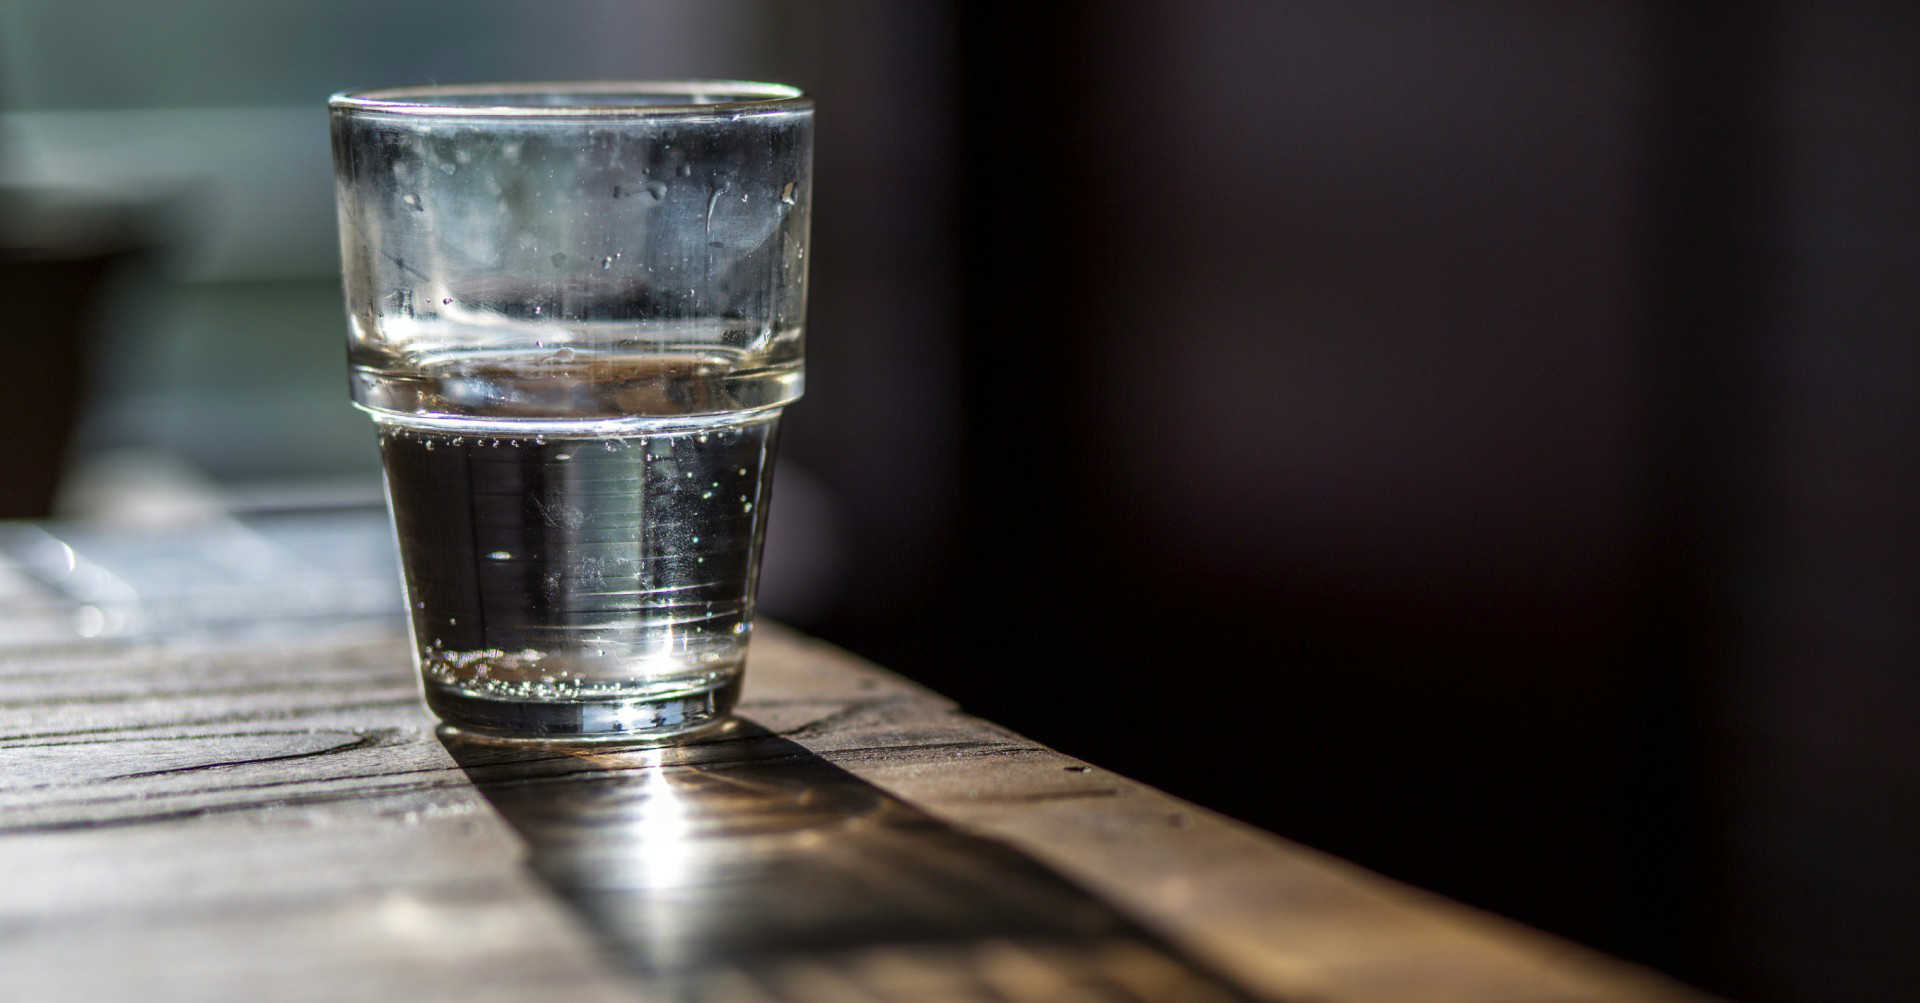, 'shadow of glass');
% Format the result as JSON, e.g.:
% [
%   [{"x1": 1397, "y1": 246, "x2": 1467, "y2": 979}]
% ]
[{"x1": 440, "y1": 719, "x2": 1255, "y2": 1001}]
